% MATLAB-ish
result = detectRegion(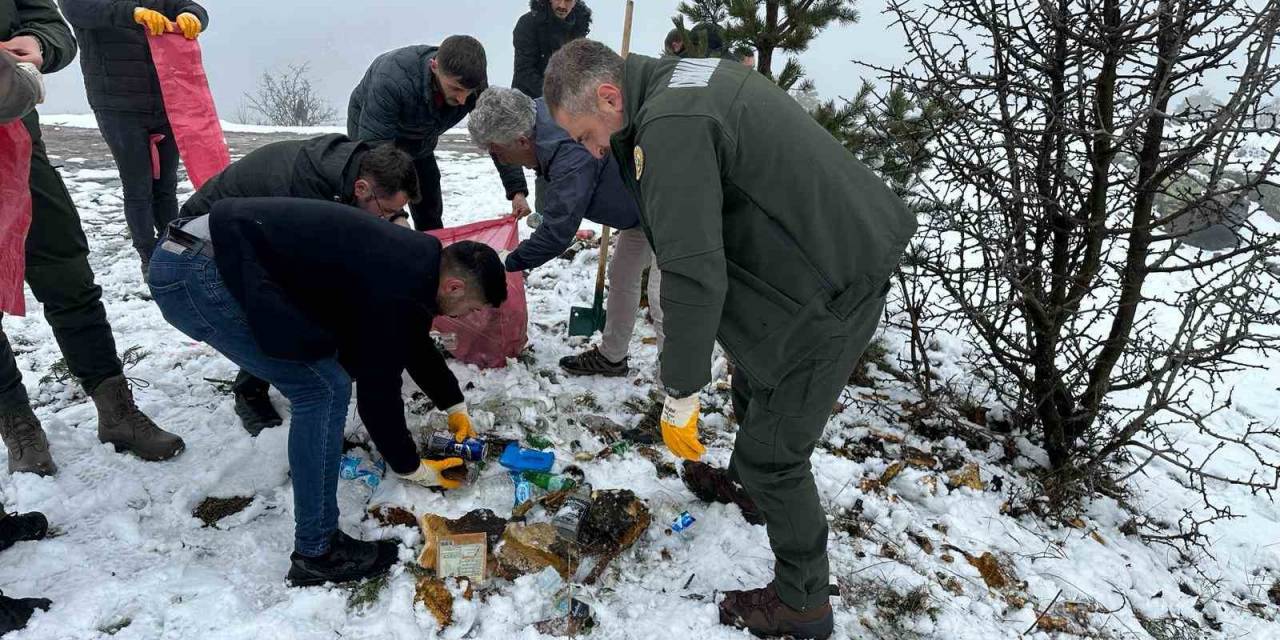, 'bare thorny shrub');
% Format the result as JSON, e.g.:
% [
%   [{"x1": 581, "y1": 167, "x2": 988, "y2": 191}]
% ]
[
  {"x1": 237, "y1": 63, "x2": 338, "y2": 127},
  {"x1": 862, "y1": 0, "x2": 1280, "y2": 544}
]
